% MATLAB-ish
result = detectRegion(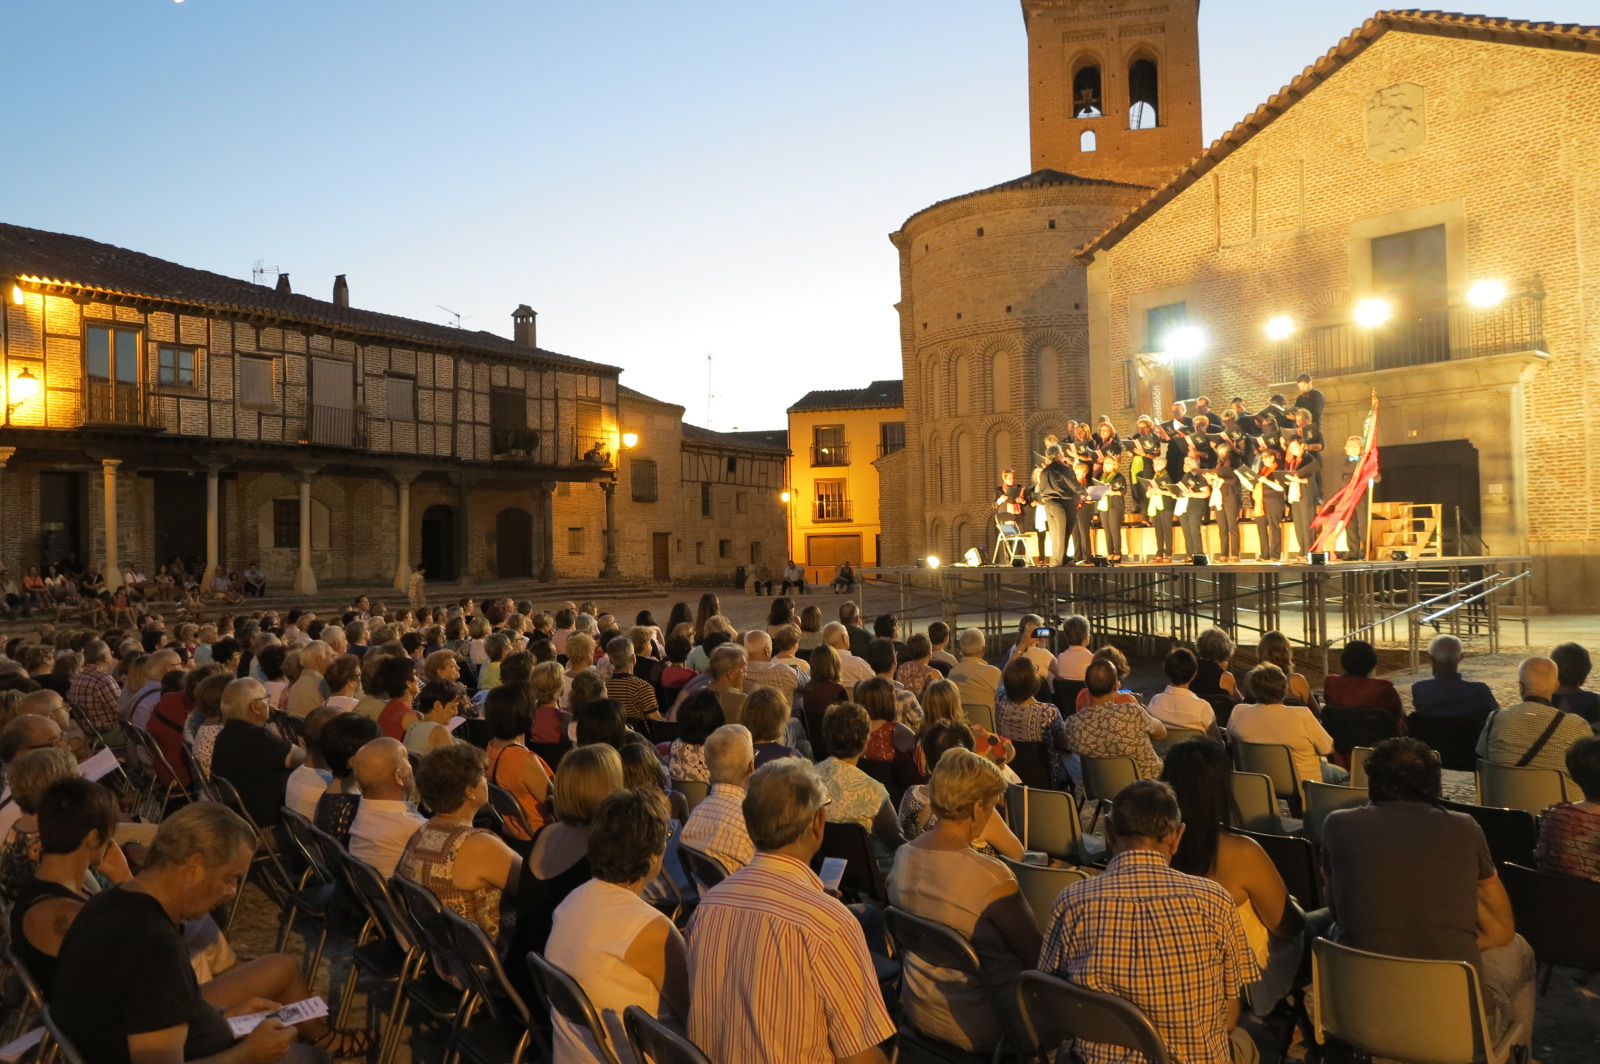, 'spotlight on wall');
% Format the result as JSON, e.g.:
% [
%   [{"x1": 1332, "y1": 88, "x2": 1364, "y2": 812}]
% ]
[
  {"x1": 621, "y1": 432, "x2": 639, "y2": 448},
  {"x1": 780, "y1": 490, "x2": 792, "y2": 503},
  {"x1": 1354, "y1": 298, "x2": 1391, "y2": 328},
  {"x1": 9, "y1": 284, "x2": 23, "y2": 306},
  {"x1": 1264, "y1": 315, "x2": 1295, "y2": 341},
  {"x1": 925, "y1": 555, "x2": 942, "y2": 569},
  {"x1": 7, "y1": 367, "x2": 39, "y2": 414},
  {"x1": 1467, "y1": 280, "x2": 1507, "y2": 308},
  {"x1": 1162, "y1": 326, "x2": 1206, "y2": 360}
]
